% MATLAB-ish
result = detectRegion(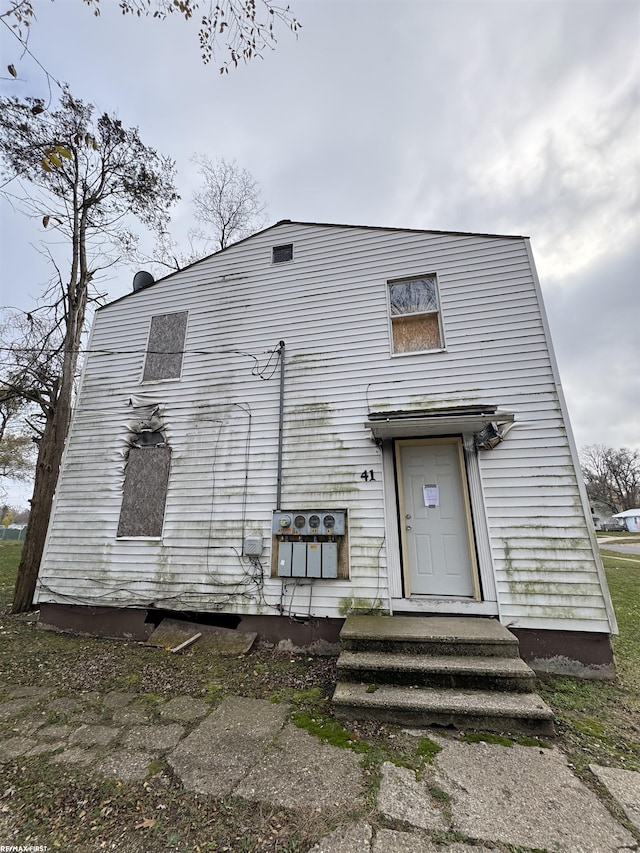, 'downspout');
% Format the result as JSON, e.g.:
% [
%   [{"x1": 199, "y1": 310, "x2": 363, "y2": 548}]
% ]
[{"x1": 275, "y1": 341, "x2": 285, "y2": 510}]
